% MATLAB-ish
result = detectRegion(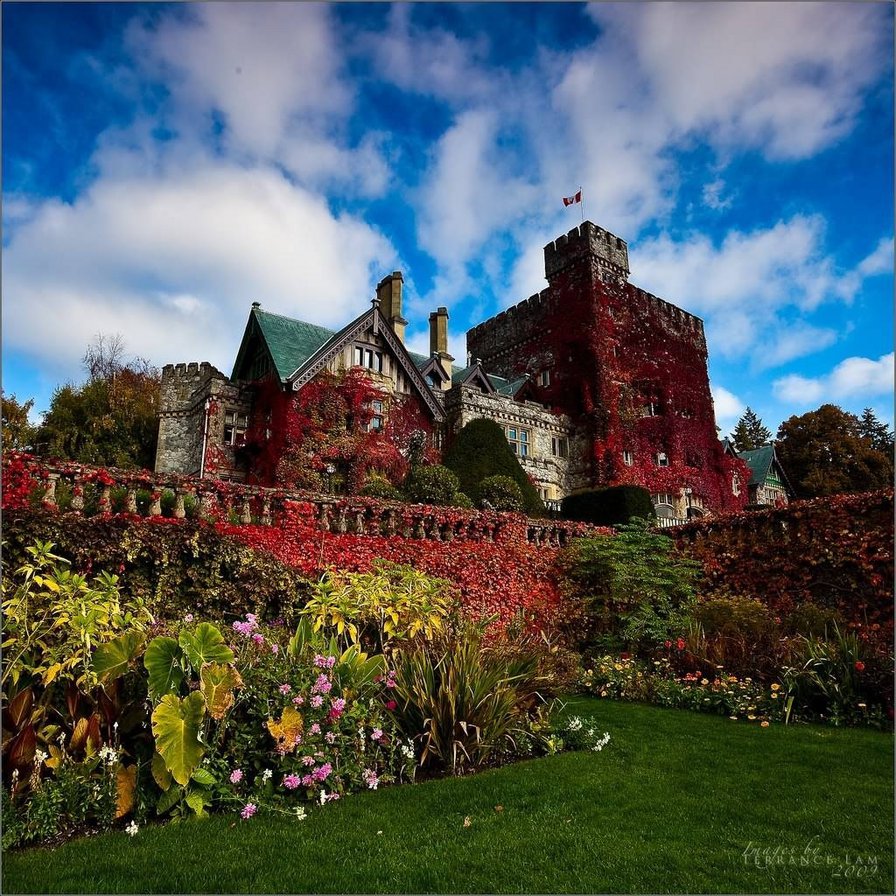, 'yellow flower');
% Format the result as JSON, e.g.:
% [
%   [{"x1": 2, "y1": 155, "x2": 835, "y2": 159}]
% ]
[
  {"x1": 760, "y1": 721, "x2": 770, "y2": 728},
  {"x1": 700, "y1": 678, "x2": 709, "y2": 686},
  {"x1": 770, "y1": 683, "x2": 781, "y2": 692},
  {"x1": 614, "y1": 663, "x2": 623, "y2": 671},
  {"x1": 771, "y1": 693, "x2": 778, "y2": 699},
  {"x1": 747, "y1": 714, "x2": 757, "y2": 720},
  {"x1": 728, "y1": 676, "x2": 738, "y2": 682},
  {"x1": 729, "y1": 716, "x2": 738, "y2": 721}
]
